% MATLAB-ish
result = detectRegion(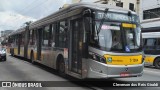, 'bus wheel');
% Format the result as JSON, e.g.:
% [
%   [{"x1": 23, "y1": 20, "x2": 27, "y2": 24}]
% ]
[
  {"x1": 30, "y1": 52, "x2": 35, "y2": 64},
  {"x1": 3, "y1": 56, "x2": 6, "y2": 61},
  {"x1": 58, "y1": 57, "x2": 66, "y2": 77},
  {"x1": 154, "y1": 58, "x2": 160, "y2": 69}
]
